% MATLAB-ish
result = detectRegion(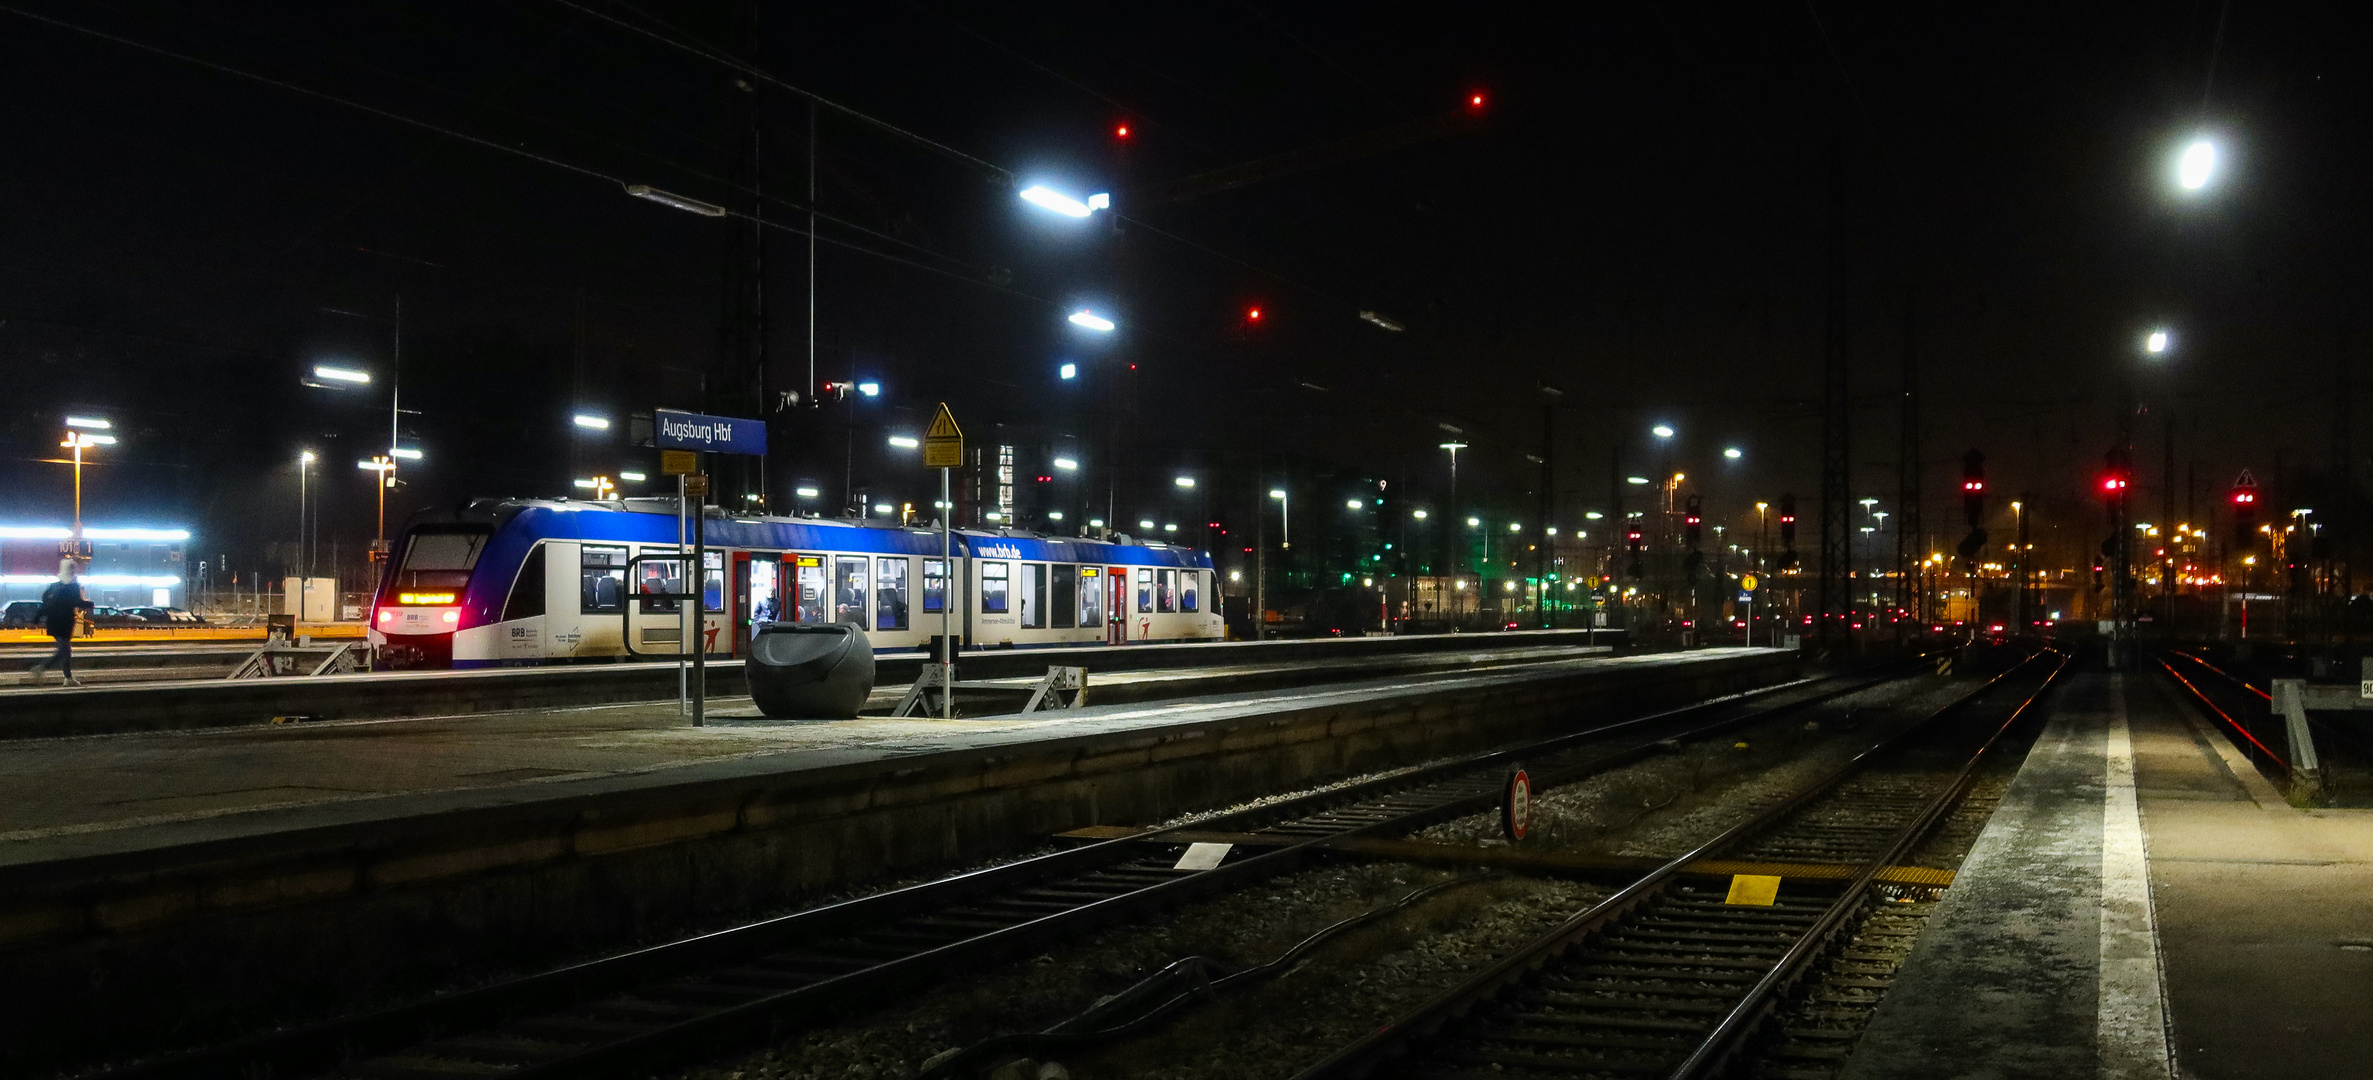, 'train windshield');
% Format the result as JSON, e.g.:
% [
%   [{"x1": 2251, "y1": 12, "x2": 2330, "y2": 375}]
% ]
[{"x1": 393, "y1": 528, "x2": 490, "y2": 592}]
